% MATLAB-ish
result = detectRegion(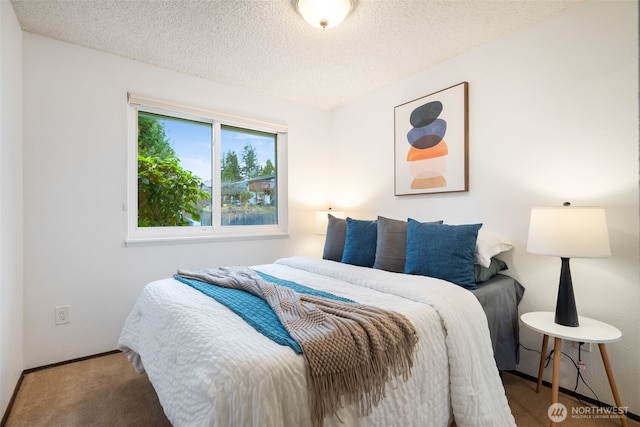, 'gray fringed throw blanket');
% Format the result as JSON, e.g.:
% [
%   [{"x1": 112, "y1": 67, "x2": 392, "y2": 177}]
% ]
[{"x1": 176, "y1": 266, "x2": 418, "y2": 427}]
